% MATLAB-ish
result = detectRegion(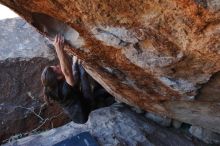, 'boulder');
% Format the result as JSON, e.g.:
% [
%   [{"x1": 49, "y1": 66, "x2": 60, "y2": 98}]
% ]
[
  {"x1": 0, "y1": 18, "x2": 70, "y2": 143},
  {"x1": 145, "y1": 112, "x2": 171, "y2": 127},
  {"x1": 189, "y1": 126, "x2": 220, "y2": 144},
  {"x1": 0, "y1": 0, "x2": 220, "y2": 134},
  {"x1": 3, "y1": 104, "x2": 207, "y2": 146},
  {"x1": 0, "y1": 18, "x2": 54, "y2": 60},
  {"x1": 172, "y1": 120, "x2": 183, "y2": 129}
]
